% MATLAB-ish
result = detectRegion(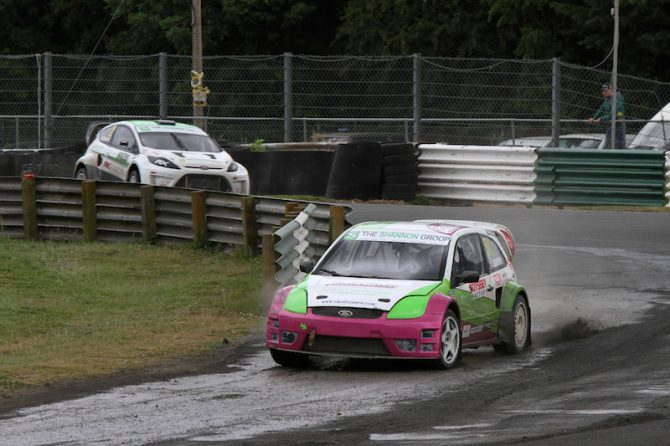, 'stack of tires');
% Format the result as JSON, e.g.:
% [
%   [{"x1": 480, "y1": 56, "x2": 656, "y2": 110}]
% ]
[
  {"x1": 380, "y1": 143, "x2": 418, "y2": 201},
  {"x1": 325, "y1": 142, "x2": 382, "y2": 200}
]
